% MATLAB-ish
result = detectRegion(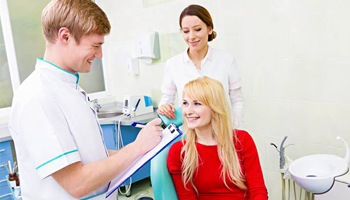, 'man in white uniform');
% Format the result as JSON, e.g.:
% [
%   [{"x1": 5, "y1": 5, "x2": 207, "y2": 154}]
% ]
[{"x1": 8, "y1": 0, "x2": 163, "y2": 199}]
